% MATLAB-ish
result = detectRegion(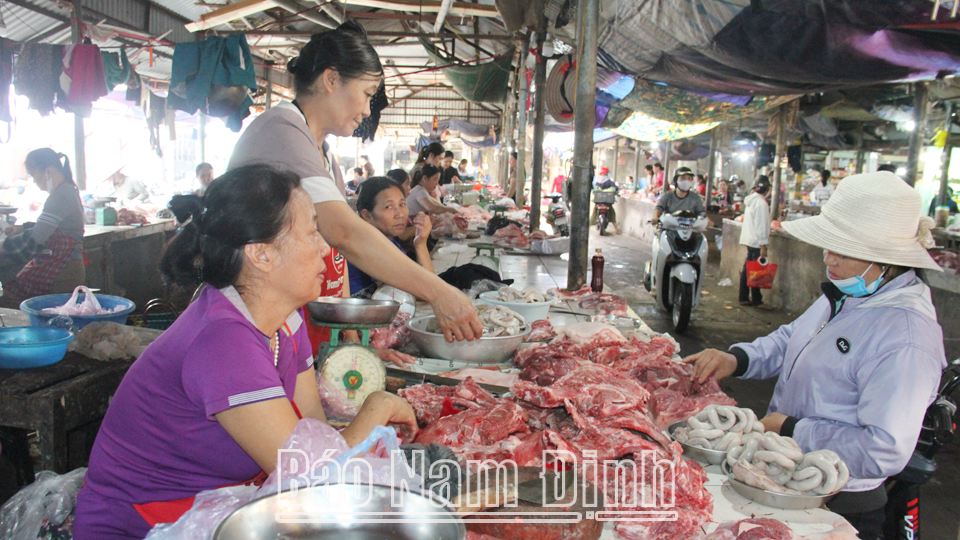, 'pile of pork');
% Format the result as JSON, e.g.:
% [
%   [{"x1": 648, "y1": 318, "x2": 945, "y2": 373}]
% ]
[{"x1": 400, "y1": 322, "x2": 730, "y2": 540}]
